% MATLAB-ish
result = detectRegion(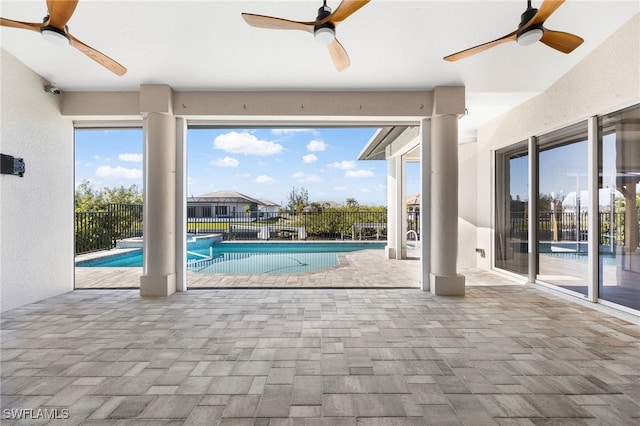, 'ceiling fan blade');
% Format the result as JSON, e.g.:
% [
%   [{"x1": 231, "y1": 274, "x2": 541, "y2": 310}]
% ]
[
  {"x1": 541, "y1": 29, "x2": 584, "y2": 54},
  {"x1": 526, "y1": 0, "x2": 565, "y2": 28},
  {"x1": 327, "y1": 38, "x2": 350, "y2": 71},
  {"x1": 0, "y1": 17, "x2": 41, "y2": 32},
  {"x1": 444, "y1": 31, "x2": 517, "y2": 62},
  {"x1": 68, "y1": 34, "x2": 127, "y2": 76},
  {"x1": 329, "y1": 0, "x2": 370, "y2": 25},
  {"x1": 241, "y1": 13, "x2": 314, "y2": 33},
  {"x1": 46, "y1": 0, "x2": 78, "y2": 29}
]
